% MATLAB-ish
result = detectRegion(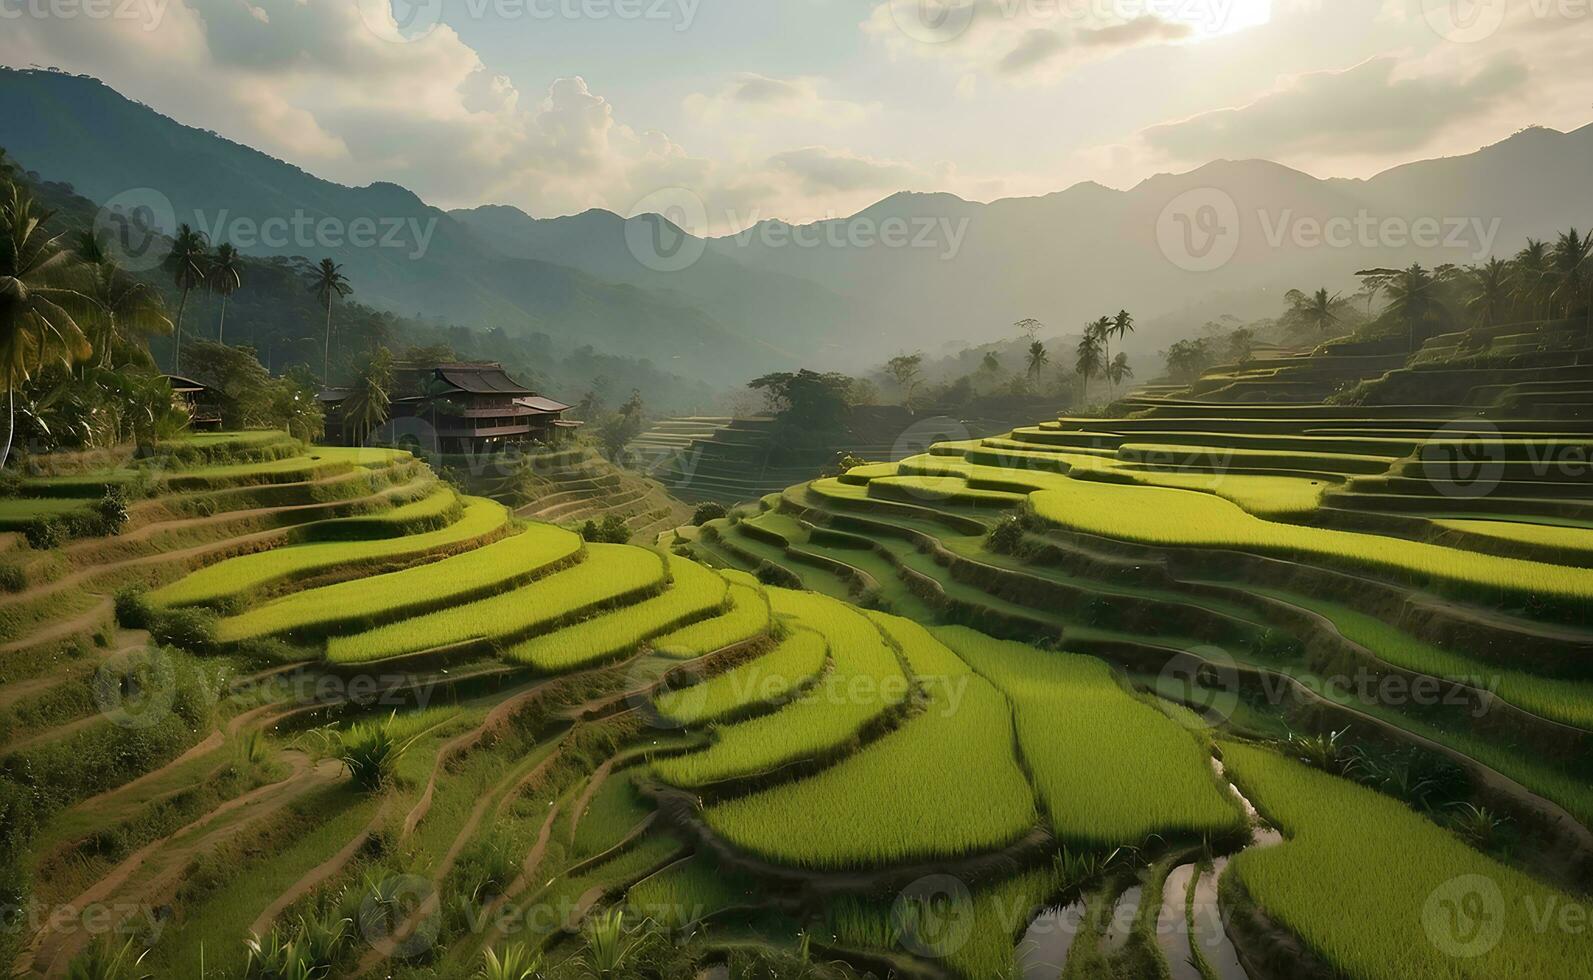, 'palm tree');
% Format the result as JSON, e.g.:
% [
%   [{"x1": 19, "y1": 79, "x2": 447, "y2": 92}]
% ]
[
  {"x1": 342, "y1": 347, "x2": 394, "y2": 445},
  {"x1": 1106, "y1": 352, "x2": 1133, "y2": 392},
  {"x1": 1550, "y1": 229, "x2": 1592, "y2": 336},
  {"x1": 1025, "y1": 340, "x2": 1048, "y2": 385},
  {"x1": 307, "y1": 258, "x2": 352, "y2": 380},
  {"x1": 414, "y1": 376, "x2": 461, "y2": 454},
  {"x1": 163, "y1": 224, "x2": 208, "y2": 373},
  {"x1": 1107, "y1": 310, "x2": 1134, "y2": 396},
  {"x1": 1074, "y1": 327, "x2": 1104, "y2": 409},
  {"x1": 209, "y1": 242, "x2": 243, "y2": 344},
  {"x1": 1384, "y1": 263, "x2": 1449, "y2": 353},
  {"x1": 0, "y1": 184, "x2": 95, "y2": 468},
  {"x1": 1465, "y1": 258, "x2": 1512, "y2": 328},
  {"x1": 1512, "y1": 240, "x2": 1553, "y2": 321},
  {"x1": 1293, "y1": 288, "x2": 1342, "y2": 335},
  {"x1": 74, "y1": 232, "x2": 172, "y2": 368}
]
